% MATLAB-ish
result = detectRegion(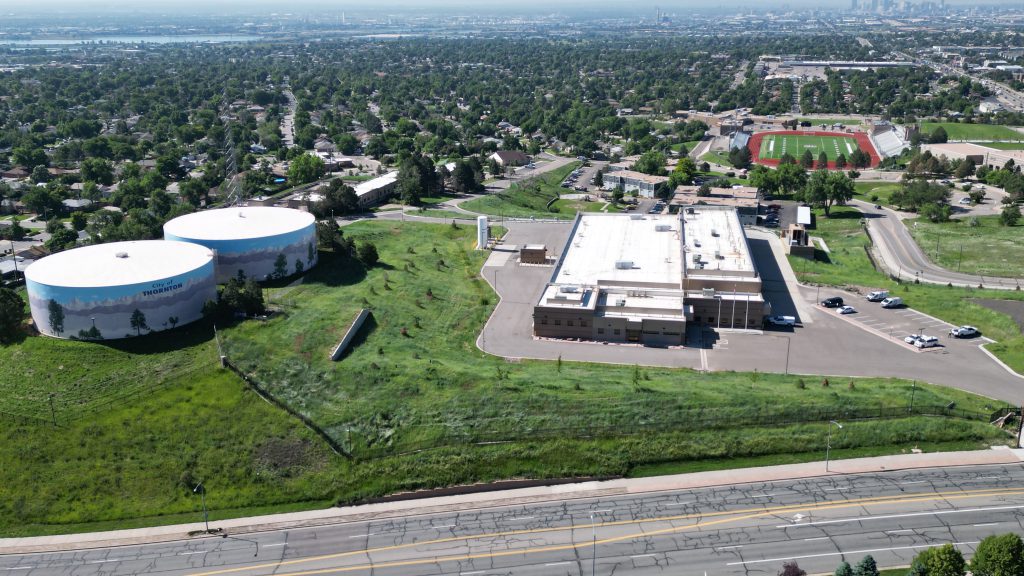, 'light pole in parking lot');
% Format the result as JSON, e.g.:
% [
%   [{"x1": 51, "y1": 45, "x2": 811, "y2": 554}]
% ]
[{"x1": 825, "y1": 420, "x2": 843, "y2": 472}]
